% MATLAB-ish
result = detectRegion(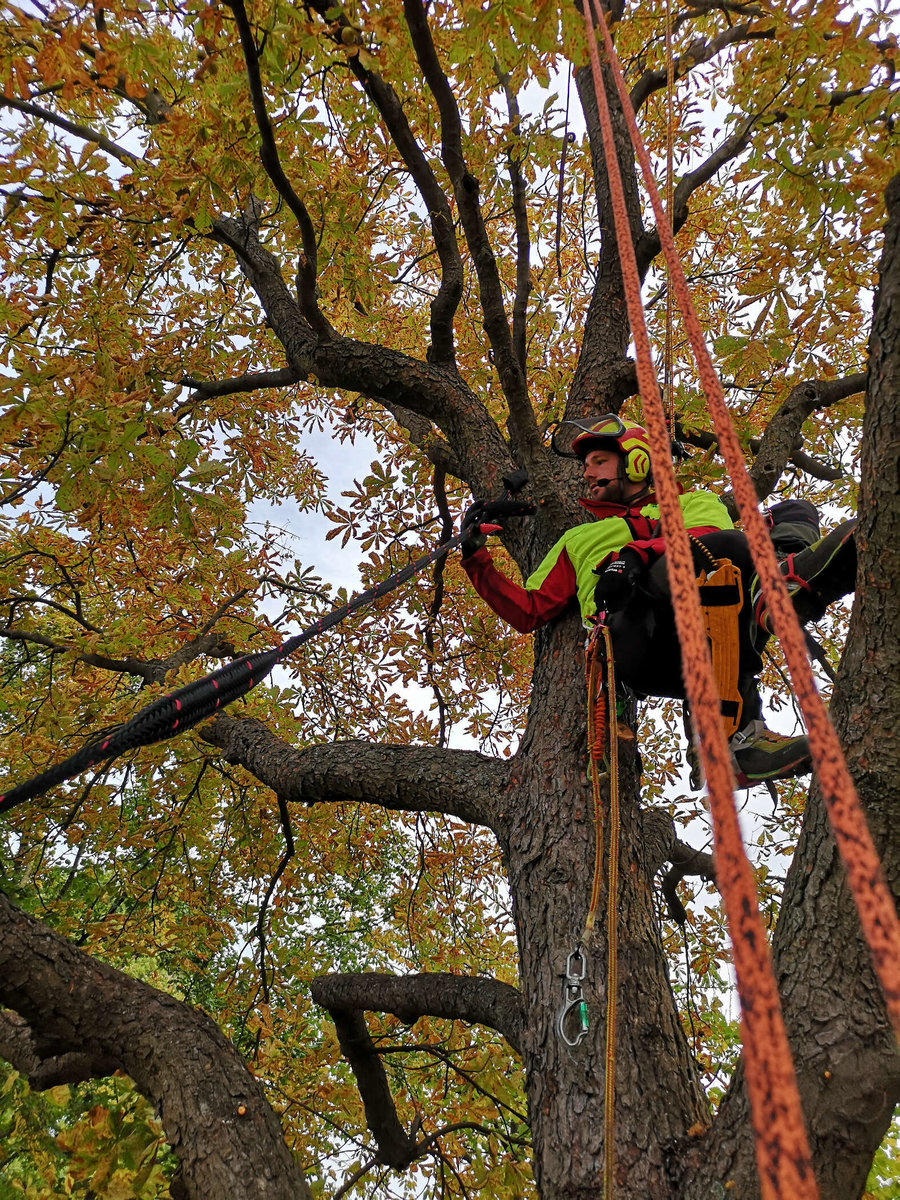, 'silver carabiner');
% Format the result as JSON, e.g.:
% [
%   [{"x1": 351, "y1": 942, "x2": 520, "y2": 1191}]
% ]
[{"x1": 556, "y1": 947, "x2": 590, "y2": 1047}]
